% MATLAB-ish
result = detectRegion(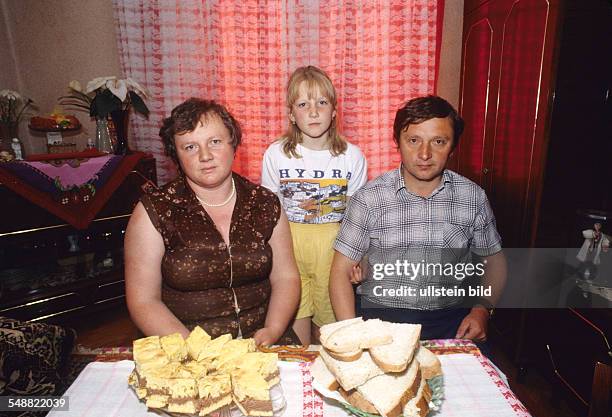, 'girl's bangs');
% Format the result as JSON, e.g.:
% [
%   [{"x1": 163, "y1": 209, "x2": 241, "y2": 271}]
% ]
[{"x1": 288, "y1": 73, "x2": 336, "y2": 106}]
